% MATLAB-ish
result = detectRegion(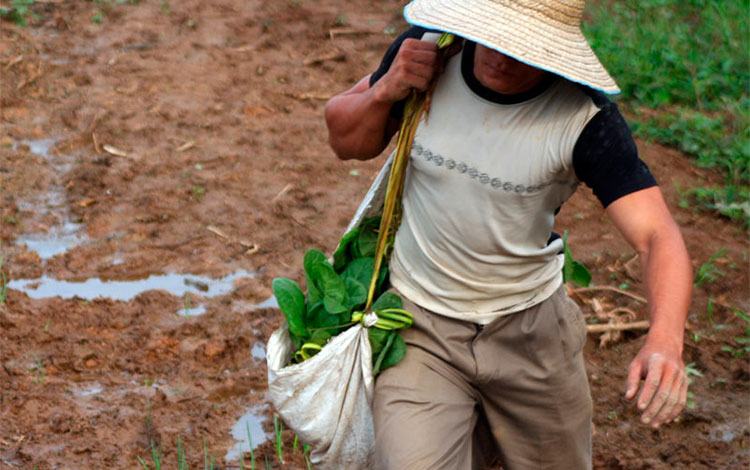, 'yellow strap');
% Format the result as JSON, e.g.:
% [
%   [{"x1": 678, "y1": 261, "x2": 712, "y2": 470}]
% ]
[{"x1": 364, "y1": 33, "x2": 455, "y2": 311}]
